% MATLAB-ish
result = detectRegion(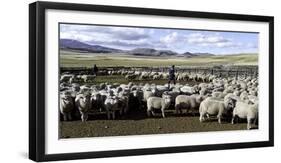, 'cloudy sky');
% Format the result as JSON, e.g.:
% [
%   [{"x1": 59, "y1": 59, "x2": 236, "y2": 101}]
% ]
[{"x1": 60, "y1": 23, "x2": 258, "y2": 55}]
